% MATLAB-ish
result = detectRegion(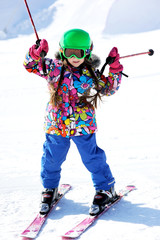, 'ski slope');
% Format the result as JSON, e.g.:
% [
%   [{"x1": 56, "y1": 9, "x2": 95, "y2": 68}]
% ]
[{"x1": 0, "y1": 0, "x2": 160, "y2": 239}]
